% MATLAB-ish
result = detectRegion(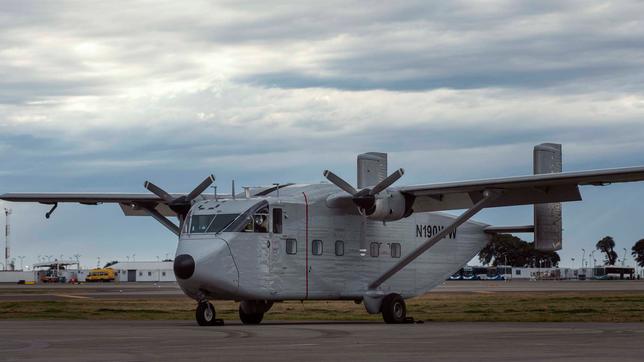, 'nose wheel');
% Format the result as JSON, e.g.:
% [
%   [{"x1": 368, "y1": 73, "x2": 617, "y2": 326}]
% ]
[{"x1": 196, "y1": 301, "x2": 222, "y2": 326}]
